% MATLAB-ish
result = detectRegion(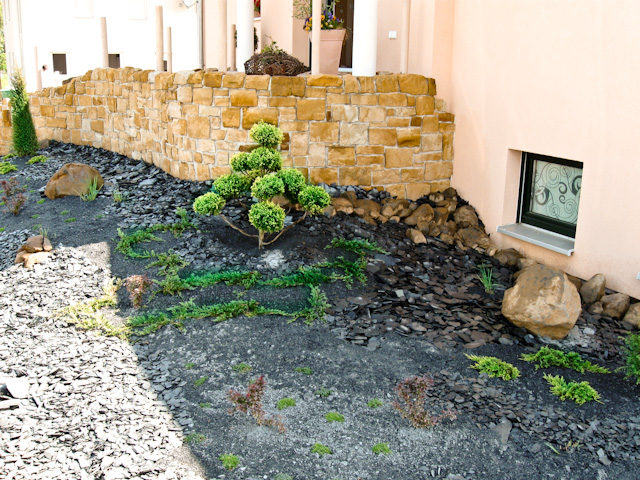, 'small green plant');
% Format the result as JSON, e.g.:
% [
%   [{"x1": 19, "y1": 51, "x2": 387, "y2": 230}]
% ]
[
  {"x1": 310, "y1": 443, "x2": 331, "y2": 457},
  {"x1": 227, "y1": 376, "x2": 285, "y2": 433},
  {"x1": 10, "y1": 69, "x2": 39, "y2": 156},
  {"x1": 276, "y1": 398, "x2": 296, "y2": 410},
  {"x1": 274, "y1": 474, "x2": 294, "y2": 480},
  {"x1": 543, "y1": 374, "x2": 602, "y2": 405},
  {"x1": 116, "y1": 228, "x2": 162, "y2": 258},
  {"x1": 60, "y1": 210, "x2": 70, "y2": 215},
  {"x1": 476, "y1": 263, "x2": 500, "y2": 294},
  {"x1": 328, "y1": 237, "x2": 388, "y2": 256},
  {"x1": 465, "y1": 354, "x2": 521, "y2": 380},
  {"x1": 64, "y1": 217, "x2": 76, "y2": 223},
  {"x1": 37, "y1": 198, "x2": 45, "y2": 204},
  {"x1": 325, "y1": 412, "x2": 344, "y2": 423},
  {"x1": 26, "y1": 155, "x2": 47, "y2": 164},
  {"x1": 563, "y1": 440, "x2": 582, "y2": 452},
  {"x1": 232, "y1": 362, "x2": 253, "y2": 374},
  {"x1": 2, "y1": 153, "x2": 17, "y2": 160},
  {"x1": 367, "y1": 398, "x2": 383, "y2": 408},
  {"x1": 1, "y1": 177, "x2": 27, "y2": 215},
  {"x1": 371, "y1": 443, "x2": 391, "y2": 455},
  {"x1": 194, "y1": 376, "x2": 209, "y2": 387},
  {"x1": 315, "y1": 387, "x2": 332, "y2": 398},
  {"x1": 294, "y1": 367, "x2": 312, "y2": 375},
  {"x1": 124, "y1": 274, "x2": 153, "y2": 309},
  {"x1": 219, "y1": 453, "x2": 240, "y2": 471},
  {"x1": 393, "y1": 375, "x2": 457, "y2": 429},
  {"x1": 184, "y1": 362, "x2": 195, "y2": 369},
  {"x1": 199, "y1": 402, "x2": 212, "y2": 408},
  {"x1": 36, "y1": 225, "x2": 49, "y2": 238},
  {"x1": 0, "y1": 227, "x2": 5, "y2": 233},
  {"x1": 146, "y1": 251, "x2": 188, "y2": 277},
  {"x1": 112, "y1": 189, "x2": 124, "y2": 202},
  {"x1": 521, "y1": 346, "x2": 610, "y2": 374},
  {"x1": 81, "y1": 177, "x2": 102, "y2": 201},
  {"x1": 183, "y1": 433, "x2": 206, "y2": 444},
  {"x1": 619, "y1": 333, "x2": 640, "y2": 385},
  {"x1": 31, "y1": 214, "x2": 39, "y2": 219},
  {"x1": 296, "y1": 285, "x2": 330, "y2": 324},
  {"x1": 0, "y1": 162, "x2": 18, "y2": 174}
]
